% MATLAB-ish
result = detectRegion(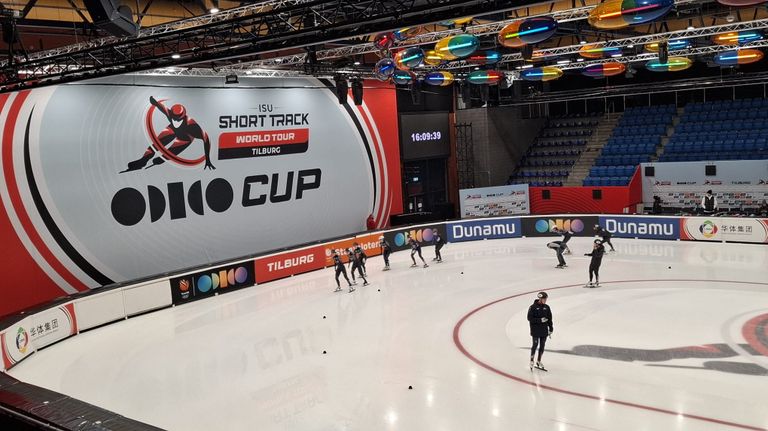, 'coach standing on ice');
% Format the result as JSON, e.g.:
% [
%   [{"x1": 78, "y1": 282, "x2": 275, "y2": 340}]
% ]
[{"x1": 527, "y1": 292, "x2": 553, "y2": 371}]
